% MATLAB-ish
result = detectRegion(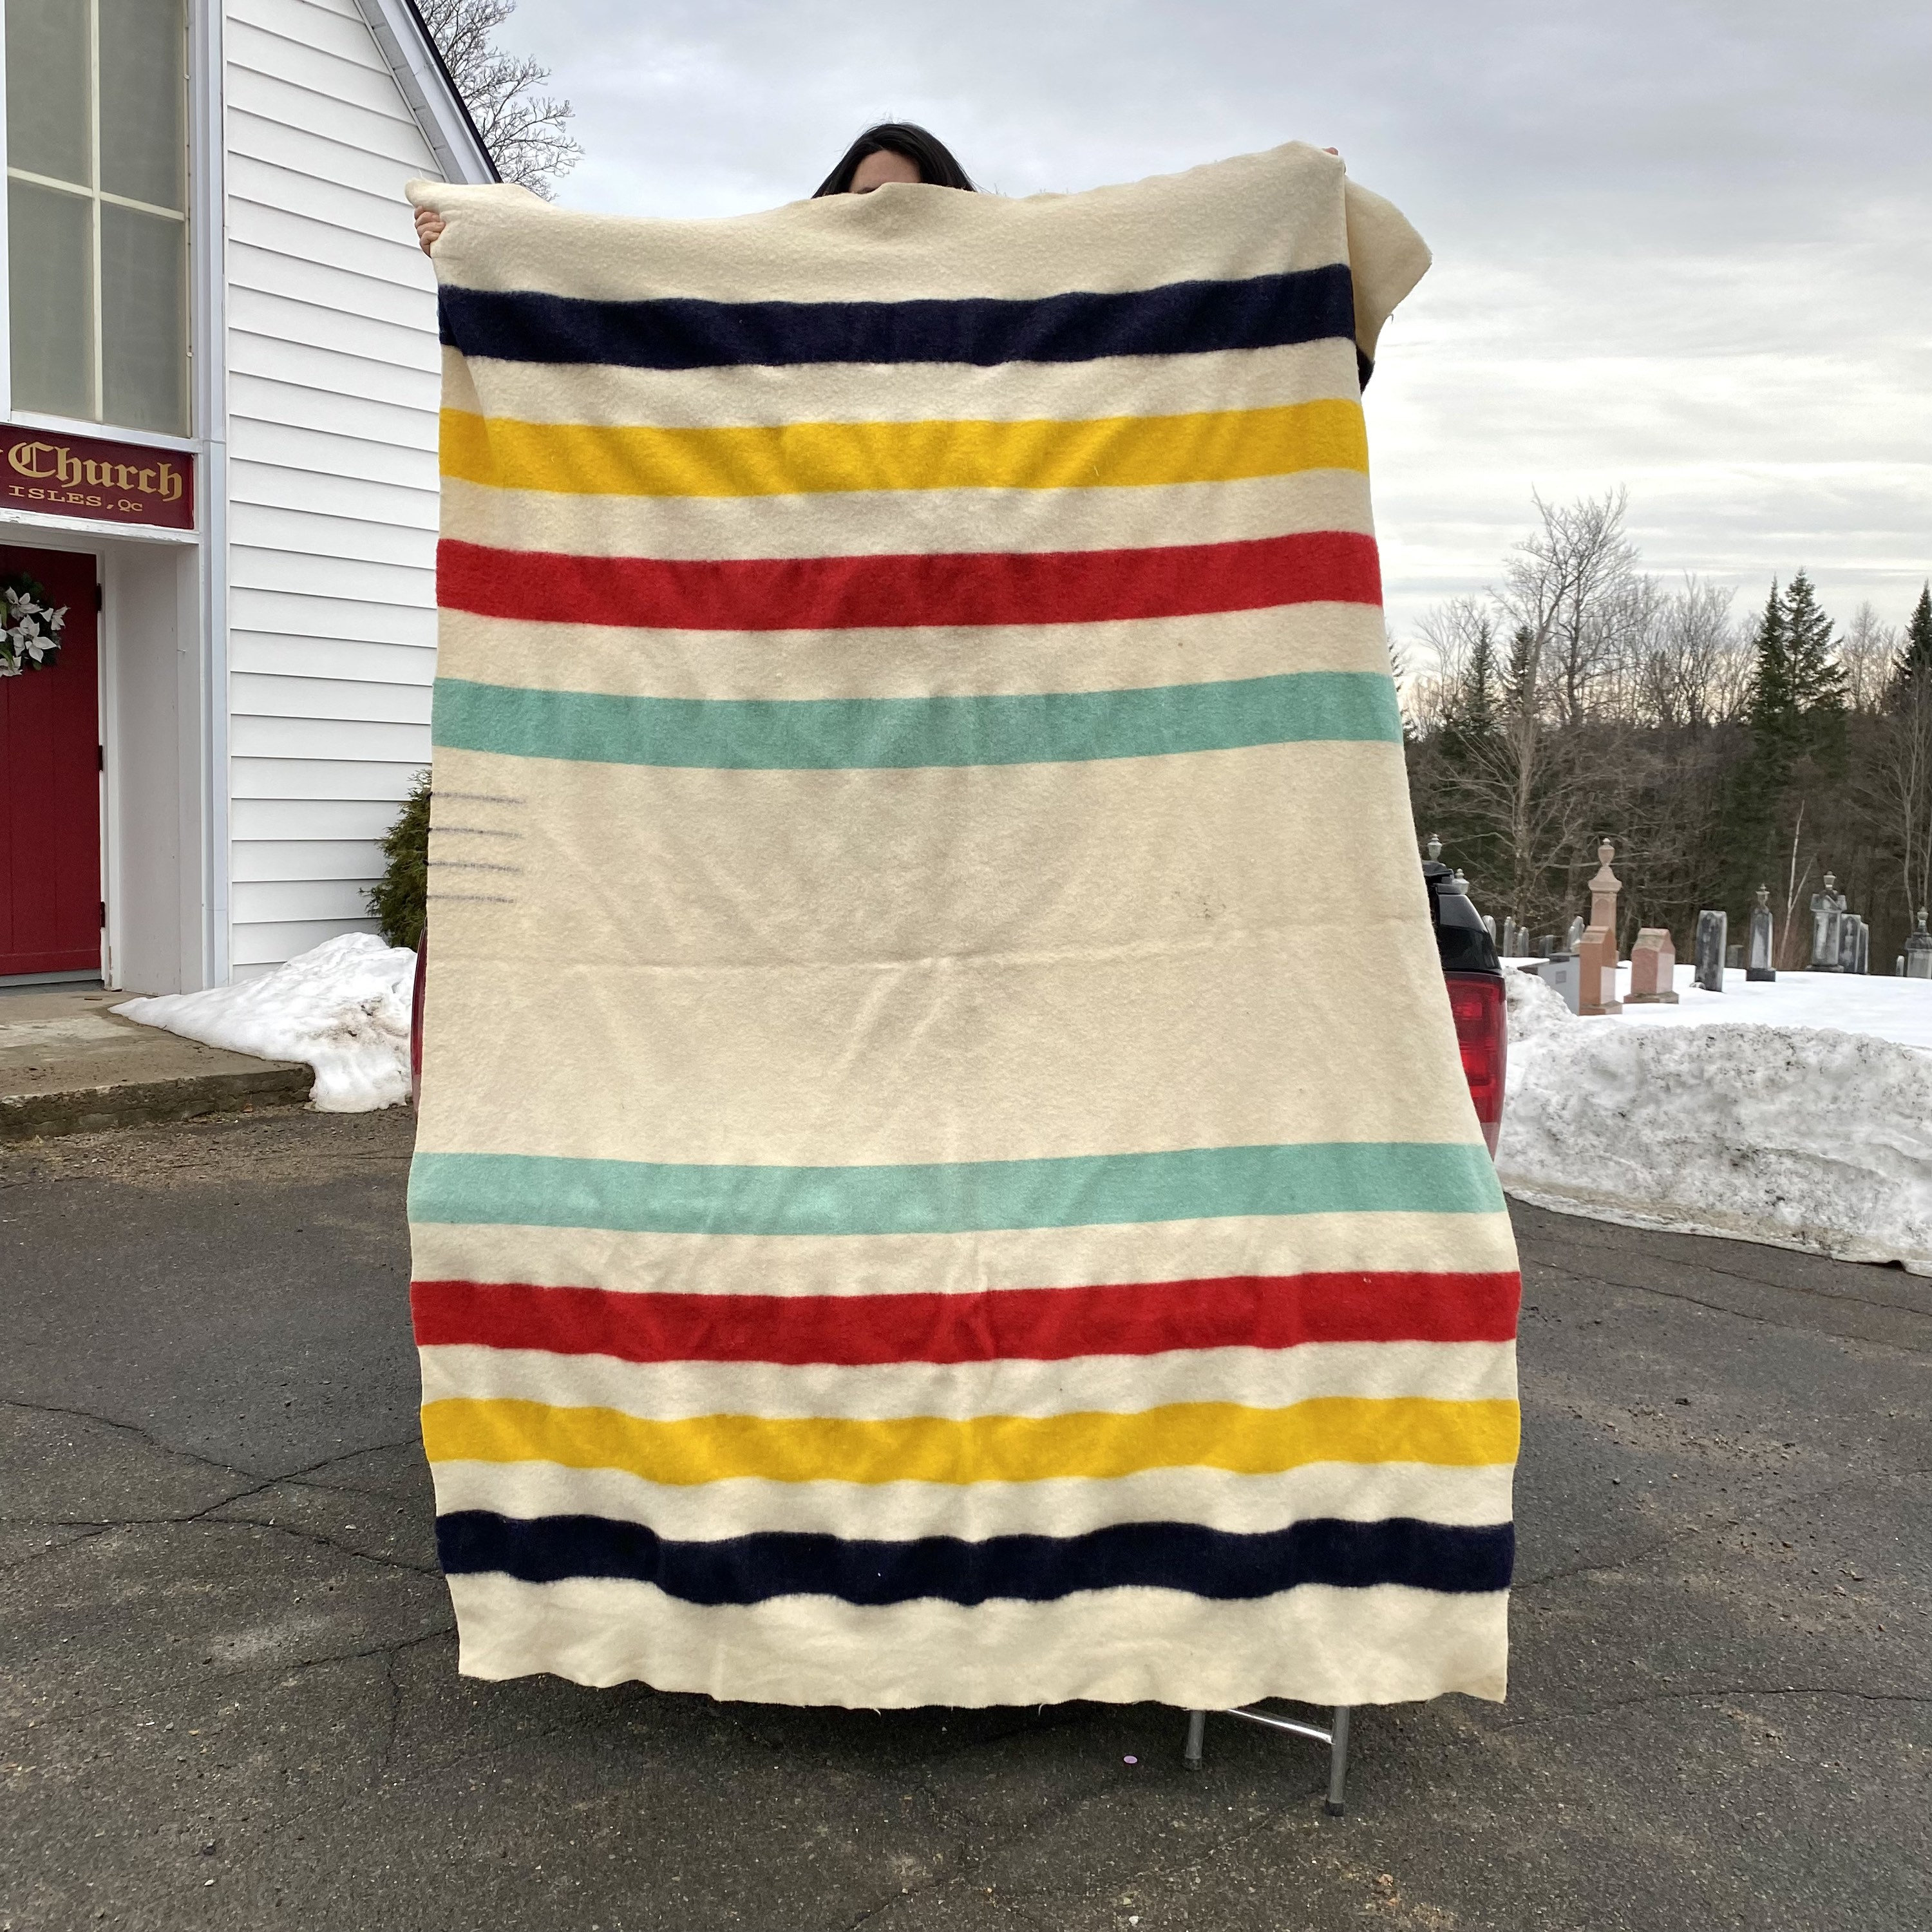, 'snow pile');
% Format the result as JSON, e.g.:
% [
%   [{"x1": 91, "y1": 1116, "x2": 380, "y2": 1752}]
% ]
[
  {"x1": 1499, "y1": 970, "x2": 1932, "y2": 1273},
  {"x1": 1501, "y1": 956, "x2": 1932, "y2": 1054},
  {"x1": 117, "y1": 933, "x2": 415, "y2": 1112}
]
